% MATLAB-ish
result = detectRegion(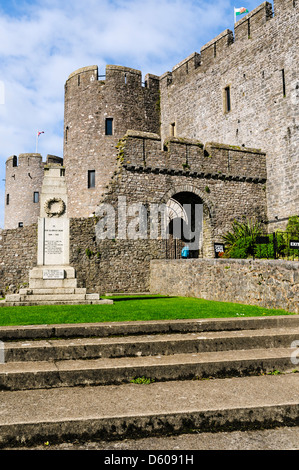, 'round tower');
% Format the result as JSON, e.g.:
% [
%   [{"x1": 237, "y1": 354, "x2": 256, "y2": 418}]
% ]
[
  {"x1": 4, "y1": 153, "x2": 44, "y2": 229},
  {"x1": 63, "y1": 64, "x2": 160, "y2": 218}
]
